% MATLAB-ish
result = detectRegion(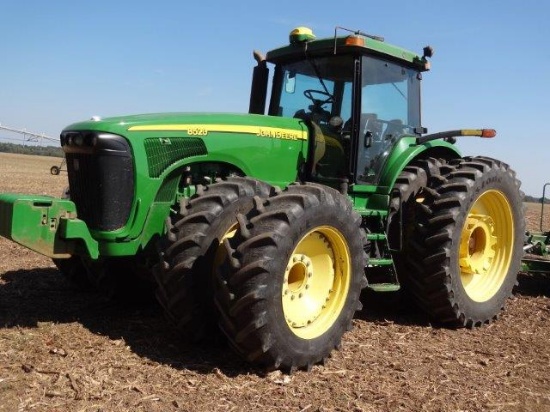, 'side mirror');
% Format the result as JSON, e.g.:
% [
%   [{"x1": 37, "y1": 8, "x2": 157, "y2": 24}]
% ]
[{"x1": 284, "y1": 71, "x2": 296, "y2": 94}]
